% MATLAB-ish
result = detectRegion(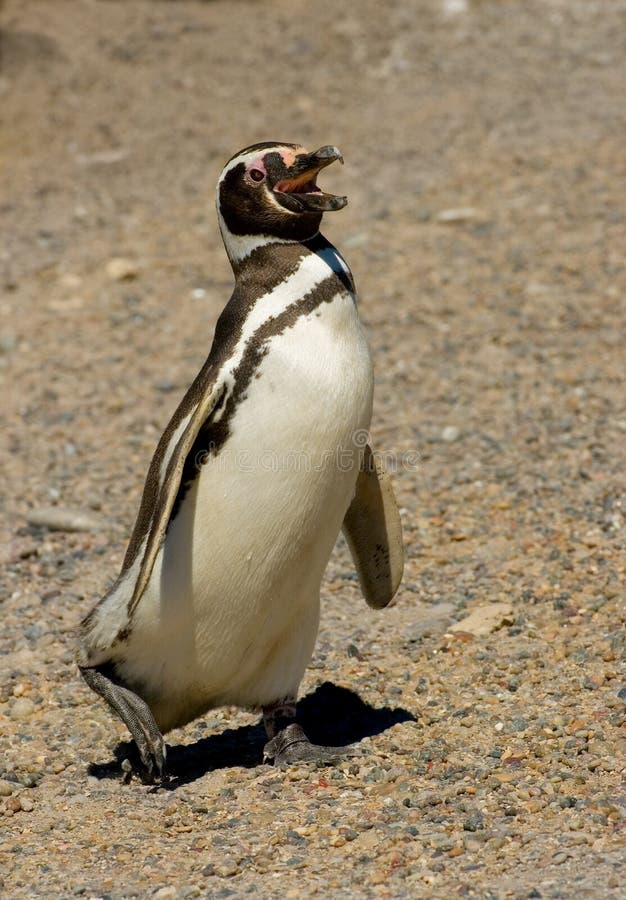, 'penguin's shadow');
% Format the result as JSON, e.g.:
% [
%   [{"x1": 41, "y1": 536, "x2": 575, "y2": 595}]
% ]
[{"x1": 88, "y1": 681, "x2": 415, "y2": 788}]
